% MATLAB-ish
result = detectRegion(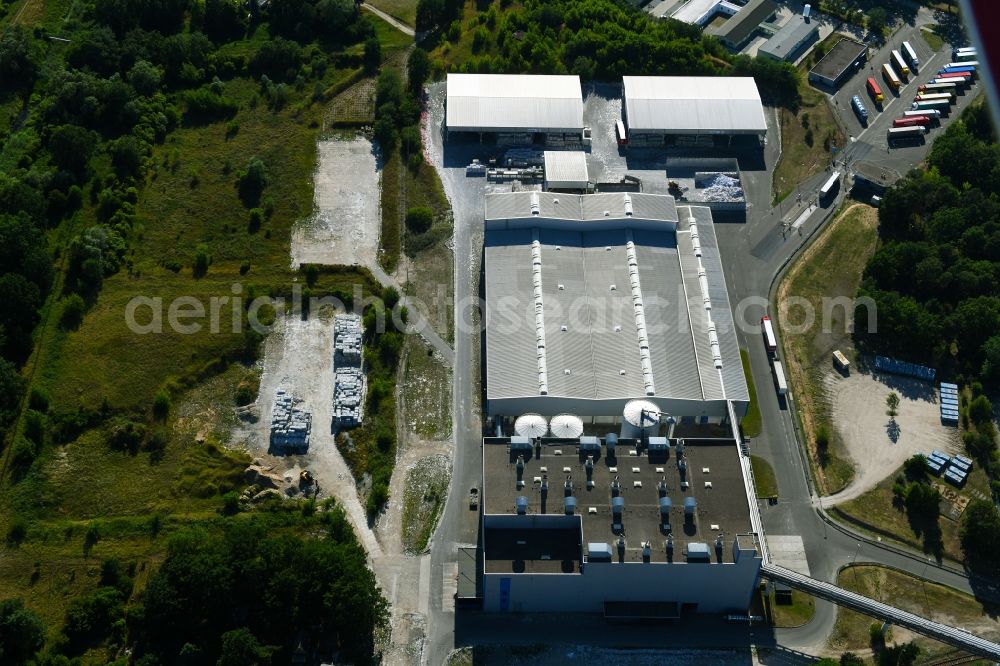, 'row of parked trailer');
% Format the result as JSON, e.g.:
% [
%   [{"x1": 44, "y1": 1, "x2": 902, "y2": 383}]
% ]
[
  {"x1": 760, "y1": 316, "x2": 788, "y2": 397},
  {"x1": 887, "y1": 47, "x2": 979, "y2": 144},
  {"x1": 855, "y1": 40, "x2": 922, "y2": 126}
]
